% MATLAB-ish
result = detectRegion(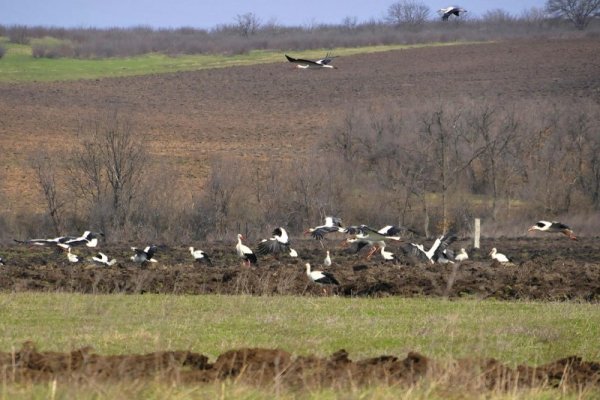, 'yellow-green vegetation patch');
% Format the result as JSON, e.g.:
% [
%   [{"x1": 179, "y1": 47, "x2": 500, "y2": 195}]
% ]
[
  {"x1": 0, "y1": 40, "x2": 484, "y2": 82},
  {"x1": 0, "y1": 293, "x2": 597, "y2": 365}
]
